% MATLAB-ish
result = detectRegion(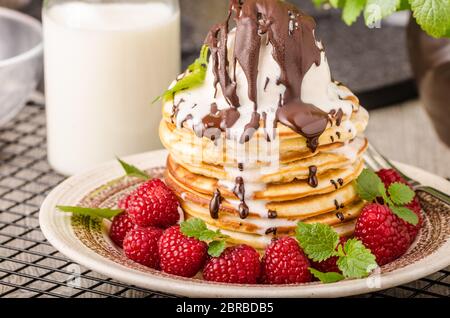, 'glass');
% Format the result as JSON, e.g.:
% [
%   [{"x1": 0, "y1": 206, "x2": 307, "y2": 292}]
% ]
[{"x1": 43, "y1": 0, "x2": 180, "y2": 175}]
